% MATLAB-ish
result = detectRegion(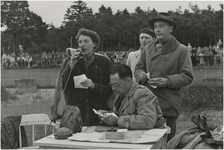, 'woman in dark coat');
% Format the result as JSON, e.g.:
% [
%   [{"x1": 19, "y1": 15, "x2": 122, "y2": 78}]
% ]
[{"x1": 64, "y1": 28, "x2": 112, "y2": 126}]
